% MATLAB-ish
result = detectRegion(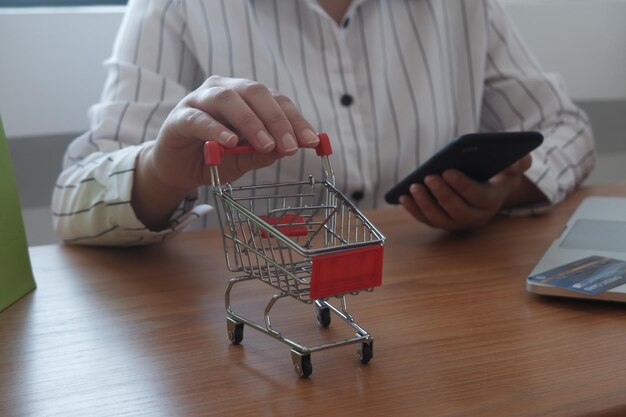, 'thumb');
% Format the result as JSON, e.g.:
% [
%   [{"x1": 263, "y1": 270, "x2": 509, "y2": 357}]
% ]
[
  {"x1": 490, "y1": 154, "x2": 532, "y2": 188},
  {"x1": 501, "y1": 154, "x2": 532, "y2": 177},
  {"x1": 229, "y1": 151, "x2": 282, "y2": 179}
]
